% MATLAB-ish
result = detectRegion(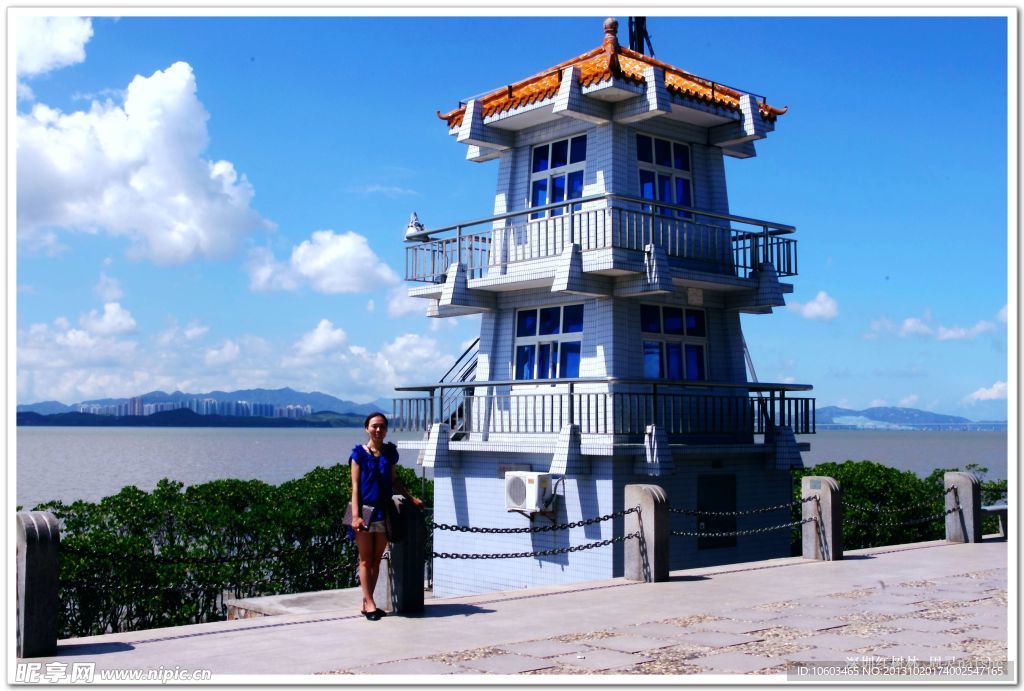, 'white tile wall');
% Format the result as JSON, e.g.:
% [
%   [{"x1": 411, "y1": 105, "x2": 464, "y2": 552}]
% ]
[{"x1": 423, "y1": 100, "x2": 799, "y2": 598}]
